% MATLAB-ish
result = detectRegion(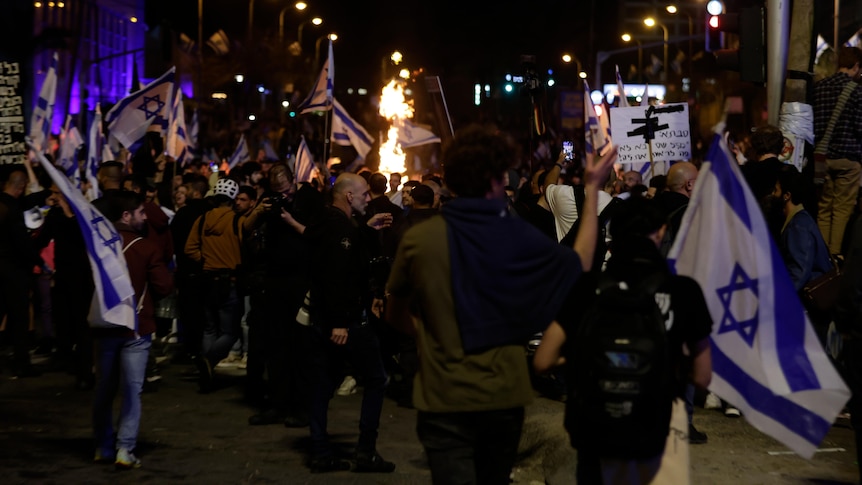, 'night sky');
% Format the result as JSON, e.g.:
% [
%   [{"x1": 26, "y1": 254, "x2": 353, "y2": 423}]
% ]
[{"x1": 148, "y1": 0, "x2": 621, "y2": 89}]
